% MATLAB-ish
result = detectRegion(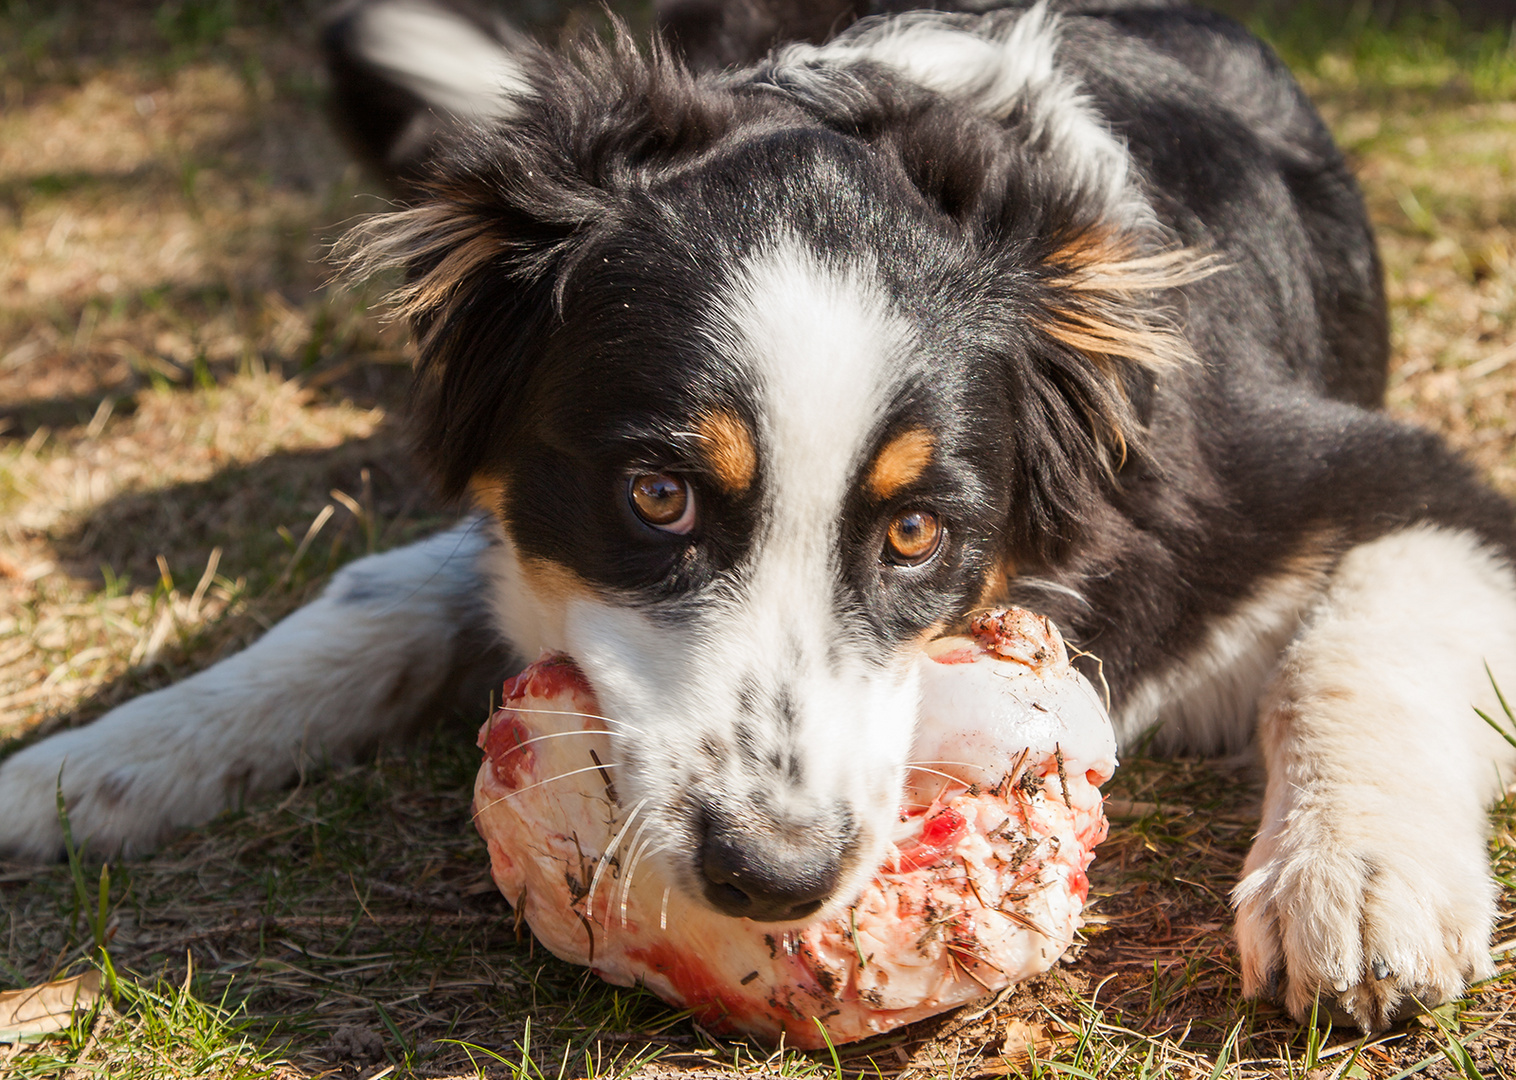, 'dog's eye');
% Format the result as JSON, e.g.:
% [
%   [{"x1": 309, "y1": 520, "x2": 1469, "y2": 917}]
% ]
[
  {"x1": 884, "y1": 510, "x2": 942, "y2": 566},
  {"x1": 629, "y1": 472, "x2": 696, "y2": 534}
]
